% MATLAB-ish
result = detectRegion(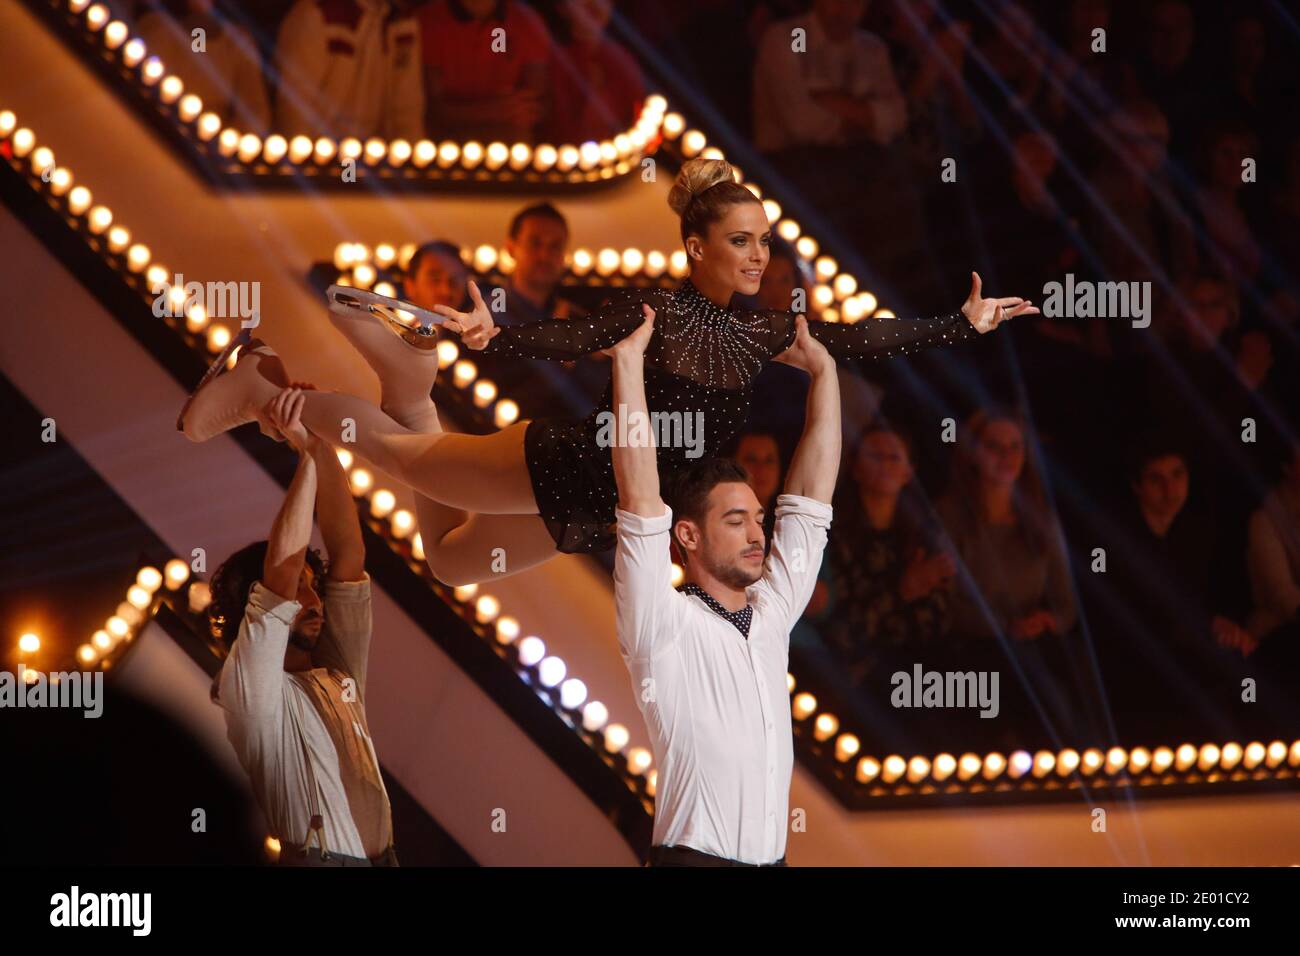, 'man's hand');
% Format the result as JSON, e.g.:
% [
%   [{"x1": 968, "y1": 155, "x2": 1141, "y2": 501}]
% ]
[
  {"x1": 432, "y1": 280, "x2": 501, "y2": 350},
  {"x1": 962, "y1": 271, "x2": 1039, "y2": 333},
  {"x1": 773, "y1": 314, "x2": 834, "y2": 375},
  {"x1": 261, "y1": 386, "x2": 316, "y2": 454},
  {"x1": 609, "y1": 304, "x2": 656, "y2": 358}
]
